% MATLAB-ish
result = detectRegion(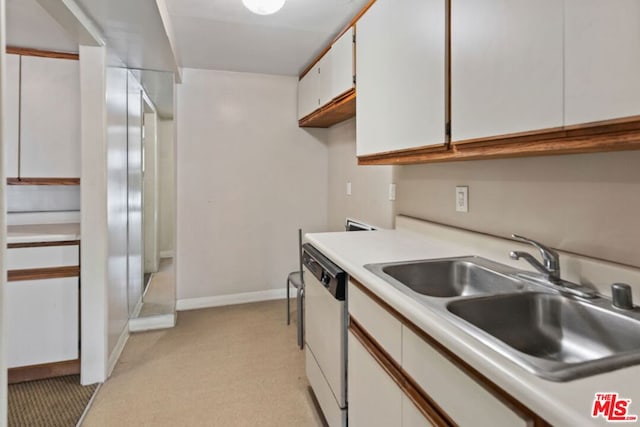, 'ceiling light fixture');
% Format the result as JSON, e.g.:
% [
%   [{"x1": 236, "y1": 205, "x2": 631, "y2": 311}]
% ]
[{"x1": 242, "y1": 0, "x2": 286, "y2": 15}]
